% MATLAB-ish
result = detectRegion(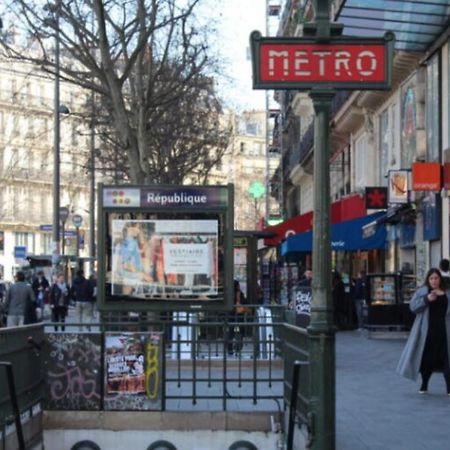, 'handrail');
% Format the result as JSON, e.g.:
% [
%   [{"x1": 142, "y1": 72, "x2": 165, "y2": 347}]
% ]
[
  {"x1": 0, "y1": 361, "x2": 25, "y2": 450},
  {"x1": 287, "y1": 360, "x2": 308, "y2": 450}
]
